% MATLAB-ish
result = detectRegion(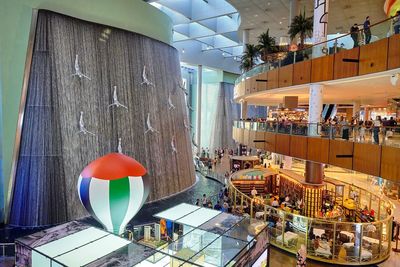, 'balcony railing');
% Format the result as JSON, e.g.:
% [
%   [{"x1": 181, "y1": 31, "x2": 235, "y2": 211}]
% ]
[
  {"x1": 234, "y1": 120, "x2": 400, "y2": 148},
  {"x1": 235, "y1": 15, "x2": 400, "y2": 85}
]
